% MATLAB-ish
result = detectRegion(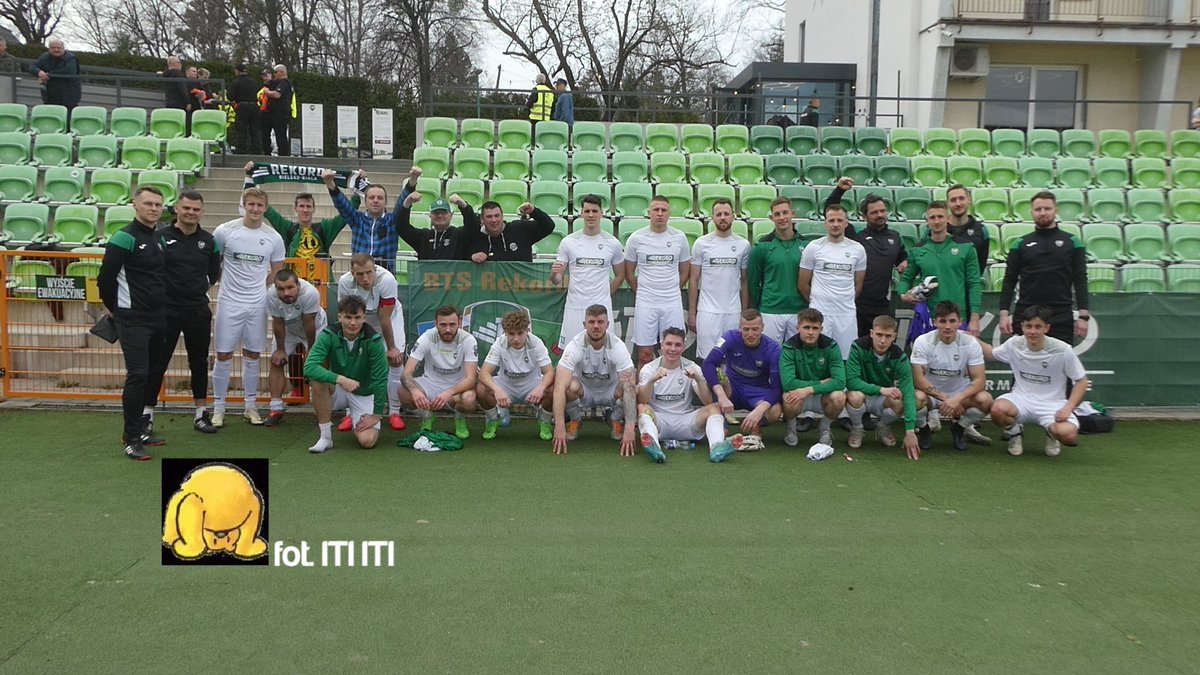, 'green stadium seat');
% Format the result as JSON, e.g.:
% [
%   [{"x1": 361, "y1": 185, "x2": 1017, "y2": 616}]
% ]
[
  {"x1": 413, "y1": 147, "x2": 451, "y2": 179},
  {"x1": 1051, "y1": 188, "x2": 1086, "y2": 222},
  {"x1": 816, "y1": 186, "x2": 853, "y2": 215},
  {"x1": 729, "y1": 221, "x2": 748, "y2": 239},
  {"x1": 51, "y1": 204, "x2": 99, "y2": 245},
  {"x1": 984, "y1": 156, "x2": 1019, "y2": 188},
  {"x1": 612, "y1": 182, "x2": 651, "y2": 217},
  {"x1": 410, "y1": 176, "x2": 442, "y2": 212},
  {"x1": 892, "y1": 222, "x2": 919, "y2": 249},
  {"x1": 750, "y1": 125, "x2": 784, "y2": 155},
  {"x1": 493, "y1": 149, "x2": 530, "y2": 181},
  {"x1": 1055, "y1": 157, "x2": 1091, "y2": 189},
  {"x1": 1126, "y1": 189, "x2": 1168, "y2": 224},
  {"x1": 854, "y1": 127, "x2": 887, "y2": 157},
  {"x1": 619, "y1": 218, "x2": 648, "y2": 244},
  {"x1": 972, "y1": 187, "x2": 1010, "y2": 222},
  {"x1": 1171, "y1": 130, "x2": 1200, "y2": 159},
  {"x1": 444, "y1": 178, "x2": 485, "y2": 210},
  {"x1": 947, "y1": 156, "x2": 983, "y2": 187},
  {"x1": 1098, "y1": 129, "x2": 1132, "y2": 159},
  {"x1": 1017, "y1": 157, "x2": 1054, "y2": 188},
  {"x1": 651, "y1": 151, "x2": 687, "y2": 184},
  {"x1": 1169, "y1": 188, "x2": 1200, "y2": 222},
  {"x1": 75, "y1": 135, "x2": 118, "y2": 169},
  {"x1": 779, "y1": 184, "x2": 819, "y2": 219},
  {"x1": 30, "y1": 104, "x2": 68, "y2": 134},
  {"x1": 137, "y1": 169, "x2": 179, "y2": 206},
  {"x1": 1027, "y1": 129, "x2": 1062, "y2": 158},
  {"x1": 1131, "y1": 157, "x2": 1167, "y2": 189},
  {"x1": 1085, "y1": 188, "x2": 1126, "y2": 223},
  {"x1": 1166, "y1": 263, "x2": 1200, "y2": 291},
  {"x1": 802, "y1": 154, "x2": 837, "y2": 186},
  {"x1": 1118, "y1": 263, "x2": 1164, "y2": 292},
  {"x1": 910, "y1": 156, "x2": 946, "y2": 187},
  {"x1": 645, "y1": 123, "x2": 679, "y2": 154},
  {"x1": 1008, "y1": 188, "x2": 1038, "y2": 223},
  {"x1": 1134, "y1": 130, "x2": 1167, "y2": 159},
  {"x1": 0, "y1": 103, "x2": 26, "y2": 132},
  {"x1": 849, "y1": 187, "x2": 893, "y2": 221},
  {"x1": 189, "y1": 109, "x2": 226, "y2": 143},
  {"x1": 1171, "y1": 157, "x2": 1200, "y2": 188},
  {"x1": 985, "y1": 222, "x2": 1003, "y2": 260},
  {"x1": 535, "y1": 121, "x2": 569, "y2": 151},
  {"x1": 1, "y1": 203, "x2": 50, "y2": 246},
  {"x1": 459, "y1": 118, "x2": 494, "y2": 150},
  {"x1": 148, "y1": 108, "x2": 185, "y2": 139},
  {"x1": 991, "y1": 129, "x2": 1026, "y2": 158},
  {"x1": 728, "y1": 153, "x2": 764, "y2": 185},
  {"x1": 697, "y1": 183, "x2": 736, "y2": 216},
  {"x1": 451, "y1": 147, "x2": 490, "y2": 180},
  {"x1": 923, "y1": 128, "x2": 957, "y2": 157},
  {"x1": 574, "y1": 181, "x2": 612, "y2": 214},
  {"x1": 893, "y1": 186, "x2": 931, "y2": 221},
  {"x1": 89, "y1": 168, "x2": 132, "y2": 205},
  {"x1": 570, "y1": 150, "x2": 607, "y2": 183},
  {"x1": 793, "y1": 220, "x2": 825, "y2": 240},
  {"x1": 31, "y1": 133, "x2": 73, "y2": 167},
  {"x1": 957, "y1": 128, "x2": 991, "y2": 157},
  {"x1": 838, "y1": 155, "x2": 874, "y2": 187},
  {"x1": 1124, "y1": 223, "x2": 1174, "y2": 262},
  {"x1": 1001, "y1": 222, "x2": 1035, "y2": 251},
  {"x1": 164, "y1": 137, "x2": 205, "y2": 173},
  {"x1": 750, "y1": 220, "x2": 775, "y2": 243},
  {"x1": 611, "y1": 151, "x2": 648, "y2": 183},
  {"x1": 786, "y1": 126, "x2": 819, "y2": 155},
  {"x1": 120, "y1": 135, "x2": 161, "y2": 170},
  {"x1": 738, "y1": 185, "x2": 777, "y2": 220},
  {"x1": 609, "y1": 123, "x2": 644, "y2": 153},
  {"x1": 681, "y1": 124, "x2": 714, "y2": 154},
  {"x1": 1059, "y1": 222, "x2": 1083, "y2": 244},
  {"x1": 537, "y1": 219, "x2": 570, "y2": 257},
  {"x1": 984, "y1": 263, "x2": 1006, "y2": 291},
  {"x1": 715, "y1": 125, "x2": 749, "y2": 155},
  {"x1": 487, "y1": 179, "x2": 526, "y2": 215},
  {"x1": 1082, "y1": 223, "x2": 1124, "y2": 262},
  {"x1": 65, "y1": 257, "x2": 104, "y2": 279},
  {"x1": 1092, "y1": 157, "x2": 1131, "y2": 189},
  {"x1": 0, "y1": 164, "x2": 38, "y2": 202},
  {"x1": 598, "y1": 217, "x2": 616, "y2": 236},
  {"x1": 656, "y1": 183, "x2": 695, "y2": 216},
  {"x1": 531, "y1": 180, "x2": 569, "y2": 216},
  {"x1": 422, "y1": 117, "x2": 458, "y2": 148},
  {"x1": 873, "y1": 155, "x2": 910, "y2": 186},
  {"x1": 1167, "y1": 223, "x2": 1200, "y2": 260},
  {"x1": 820, "y1": 127, "x2": 853, "y2": 156},
  {"x1": 42, "y1": 166, "x2": 87, "y2": 203},
  {"x1": 1086, "y1": 262, "x2": 1117, "y2": 292},
  {"x1": 109, "y1": 108, "x2": 146, "y2": 139},
  {"x1": 888, "y1": 128, "x2": 922, "y2": 157},
  {"x1": 689, "y1": 152, "x2": 725, "y2": 184},
  {"x1": 532, "y1": 149, "x2": 568, "y2": 182},
  {"x1": 497, "y1": 120, "x2": 533, "y2": 150},
  {"x1": 1061, "y1": 129, "x2": 1096, "y2": 158},
  {"x1": 0, "y1": 131, "x2": 31, "y2": 164},
  {"x1": 69, "y1": 106, "x2": 107, "y2": 137},
  {"x1": 101, "y1": 204, "x2": 136, "y2": 237},
  {"x1": 671, "y1": 218, "x2": 705, "y2": 249},
  {"x1": 765, "y1": 153, "x2": 802, "y2": 185},
  {"x1": 571, "y1": 121, "x2": 606, "y2": 152}
]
